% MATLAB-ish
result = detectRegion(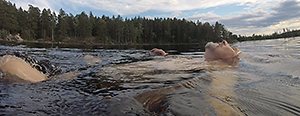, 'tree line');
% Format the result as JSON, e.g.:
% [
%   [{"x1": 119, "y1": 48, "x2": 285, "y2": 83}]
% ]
[
  {"x1": 238, "y1": 29, "x2": 300, "y2": 41},
  {"x1": 1, "y1": 0, "x2": 238, "y2": 45}
]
